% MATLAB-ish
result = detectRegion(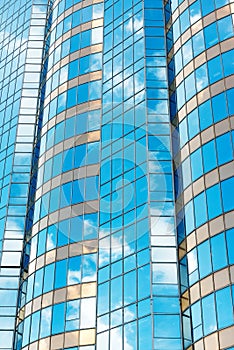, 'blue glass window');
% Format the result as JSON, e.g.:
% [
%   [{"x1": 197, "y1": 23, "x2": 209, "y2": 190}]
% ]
[
  {"x1": 199, "y1": 100, "x2": 213, "y2": 131},
  {"x1": 202, "y1": 140, "x2": 217, "y2": 172},
  {"x1": 74, "y1": 144, "x2": 86, "y2": 168},
  {"x1": 81, "y1": 30, "x2": 91, "y2": 48},
  {"x1": 191, "y1": 149, "x2": 203, "y2": 181},
  {"x1": 226, "y1": 229, "x2": 234, "y2": 264},
  {"x1": 90, "y1": 80, "x2": 101, "y2": 100},
  {"x1": 216, "y1": 287, "x2": 234, "y2": 329},
  {"x1": 222, "y1": 50, "x2": 234, "y2": 76},
  {"x1": 185, "y1": 72, "x2": 196, "y2": 101},
  {"x1": 194, "y1": 192, "x2": 207, "y2": 227},
  {"x1": 201, "y1": 0, "x2": 215, "y2": 16},
  {"x1": 61, "y1": 182, "x2": 72, "y2": 208},
  {"x1": 40, "y1": 306, "x2": 52, "y2": 338},
  {"x1": 196, "y1": 64, "x2": 208, "y2": 92},
  {"x1": 67, "y1": 87, "x2": 77, "y2": 108},
  {"x1": 215, "y1": 0, "x2": 229, "y2": 8},
  {"x1": 72, "y1": 179, "x2": 84, "y2": 204},
  {"x1": 212, "y1": 93, "x2": 228, "y2": 122},
  {"x1": 37, "y1": 228, "x2": 46, "y2": 256},
  {"x1": 211, "y1": 233, "x2": 227, "y2": 271},
  {"x1": 185, "y1": 201, "x2": 195, "y2": 235},
  {"x1": 30, "y1": 311, "x2": 40, "y2": 342},
  {"x1": 43, "y1": 263, "x2": 55, "y2": 293},
  {"x1": 204, "y1": 23, "x2": 218, "y2": 49},
  {"x1": 64, "y1": 14, "x2": 72, "y2": 32},
  {"x1": 55, "y1": 123, "x2": 64, "y2": 145},
  {"x1": 61, "y1": 39, "x2": 70, "y2": 58},
  {"x1": 68, "y1": 59, "x2": 78, "y2": 80},
  {"x1": 154, "y1": 315, "x2": 181, "y2": 338},
  {"x1": 70, "y1": 33, "x2": 80, "y2": 52},
  {"x1": 190, "y1": 1, "x2": 201, "y2": 24},
  {"x1": 50, "y1": 187, "x2": 60, "y2": 213},
  {"x1": 22, "y1": 316, "x2": 30, "y2": 346},
  {"x1": 192, "y1": 300, "x2": 202, "y2": 341},
  {"x1": 52, "y1": 303, "x2": 65, "y2": 334},
  {"x1": 206, "y1": 184, "x2": 222, "y2": 220},
  {"x1": 198, "y1": 240, "x2": 212, "y2": 279},
  {"x1": 182, "y1": 157, "x2": 191, "y2": 189},
  {"x1": 63, "y1": 147, "x2": 74, "y2": 172},
  {"x1": 80, "y1": 55, "x2": 89, "y2": 75},
  {"x1": 55, "y1": 259, "x2": 67, "y2": 289},
  {"x1": 221, "y1": 177, "x2": 234, "y2": 212},
  {"x1": 187, "y1": 109, "x2": 199, "y2": 139},
  {"x1": 78, "y1": 83, "x2": 88, "y2": 104},
  {"x1": 68, "y1": 256, "x2": 81, "y2": 285},
  {"x1": 227, "y1": 89, "x2": 234, "y2": 114},
  {"x1": 65, "y1": 117, "x2": 75, "y2": 139},
  {"x1": 86, "y1": 176, "x2": 98, "y2": 201},
  {"x1": 192, "y1": 31, "x2": 205, "y2": 56},
  {"x1": 180, "y1": 10, "x2": 190, "y2": 34},
  {"x1": 208, "y1": 56, "x2": 222, "y2": 84},
  {"x1": 70, "y1": 216, "x2": 83, "y2": 243},
  {"x1": 216, "y1": 133, "x2": 233, "y2": 165},
  {"x1": 202, "y1": 294, "x2": 217, "y2": 336},
  {"x1": 218, "y1": 16, "x2": 234, "y2": 41},
  {"x1": 179, "y1": 119, "x2": 188, "y2": 147},
  {"x1": 58, "y1": 219, "x2": 69, "y2": 247},
  {"x1": 34, "y1": 268, "x2": 43, "y2": 297}
]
